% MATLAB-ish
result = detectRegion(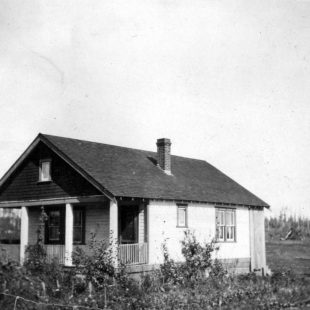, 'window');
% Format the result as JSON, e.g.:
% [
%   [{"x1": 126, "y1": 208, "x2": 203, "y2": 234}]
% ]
[
  {"x1": 73, "y1": 208, "x2": 85, "y2": 244},
  {"x1": 0, "y1": 208, "x2": 21, "y2": 244},
  {"x1": 45, "y1": 208, "x2": 65, "y2": 244},
  {"x1": 177, "y1": 204, "x2": 187, "y2": 227},
  {"x1": 216, "y1": 208, "x2": 236, "y2": 242},
  {"x1": 39, "y1": 159, "x2": 51, "y2": 182}
]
